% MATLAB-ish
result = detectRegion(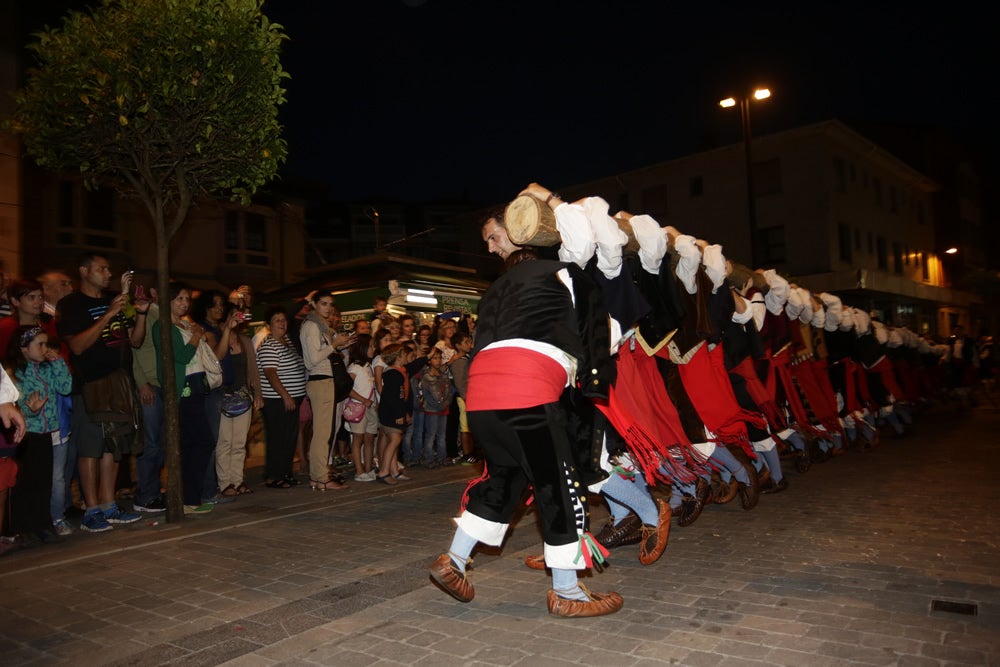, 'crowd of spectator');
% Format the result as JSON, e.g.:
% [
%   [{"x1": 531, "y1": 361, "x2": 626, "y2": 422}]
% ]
[{"x1": 0, "y1": 254, "x2": 481, "y2": 557}]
